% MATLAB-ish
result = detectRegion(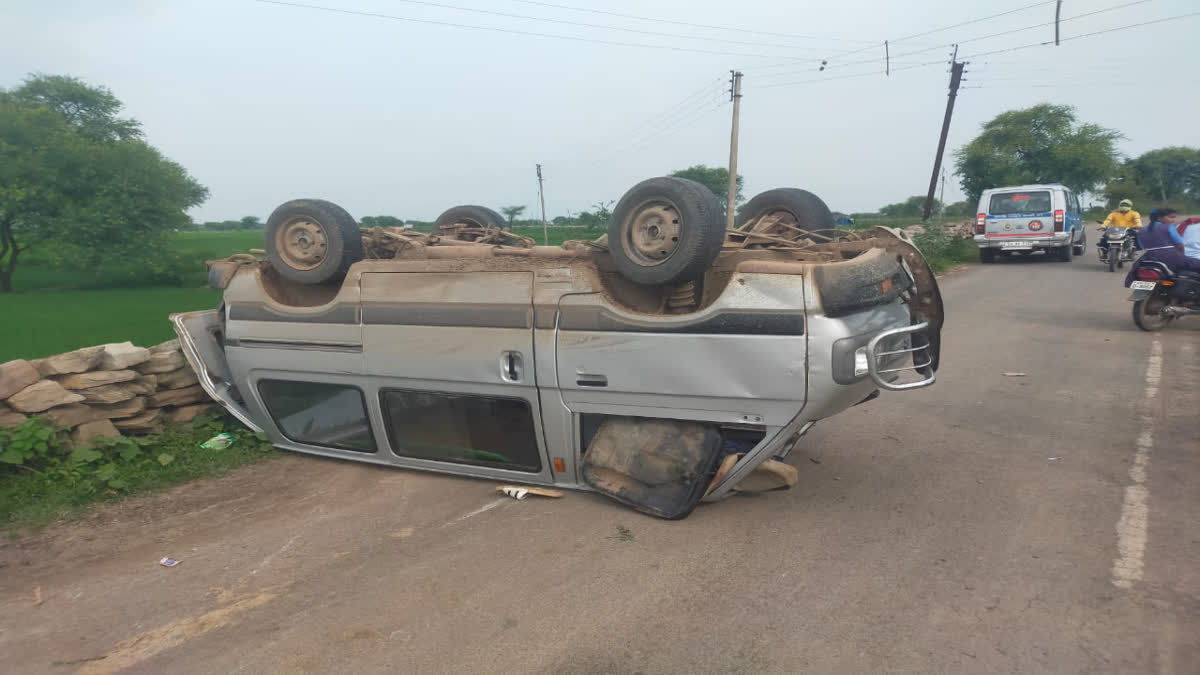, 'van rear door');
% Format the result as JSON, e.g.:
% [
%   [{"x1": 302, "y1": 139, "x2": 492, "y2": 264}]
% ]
[
  {"x1": 984, "y1": 190, "x2": 1055, "y2": 240},
  {"x1": 171, "y1": 309, "x2": 262, "y2": 432}
]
